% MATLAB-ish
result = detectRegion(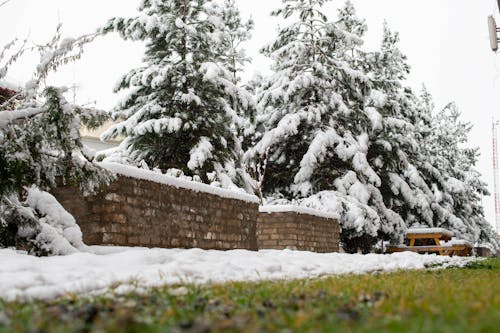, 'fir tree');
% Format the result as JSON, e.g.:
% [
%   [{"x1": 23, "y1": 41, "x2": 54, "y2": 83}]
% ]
[
  {"x1": 215, "y1": 0, "x2": 254, "y2": 89},
  {"x1": 249, "y1": 0, "x2": 393, "y2": 251},
  {"x1": 407, "y1": 87, "x2": 457, "y2": 229},
  {"x1": 364, "y1": 23, "x2": 435, "y2": 242},
  {"x1": 424, "y1": 102, "x2": 498, "y2": 250},
  {"x1": 335, "y1": 0, "x2": 367, "y2": 70},
  {"x1": 101, "y1": 0, "x2": 254, "y2": 189},
  {"x1": 211, "y1": 0, "x2": 257, "y2": 191}
]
